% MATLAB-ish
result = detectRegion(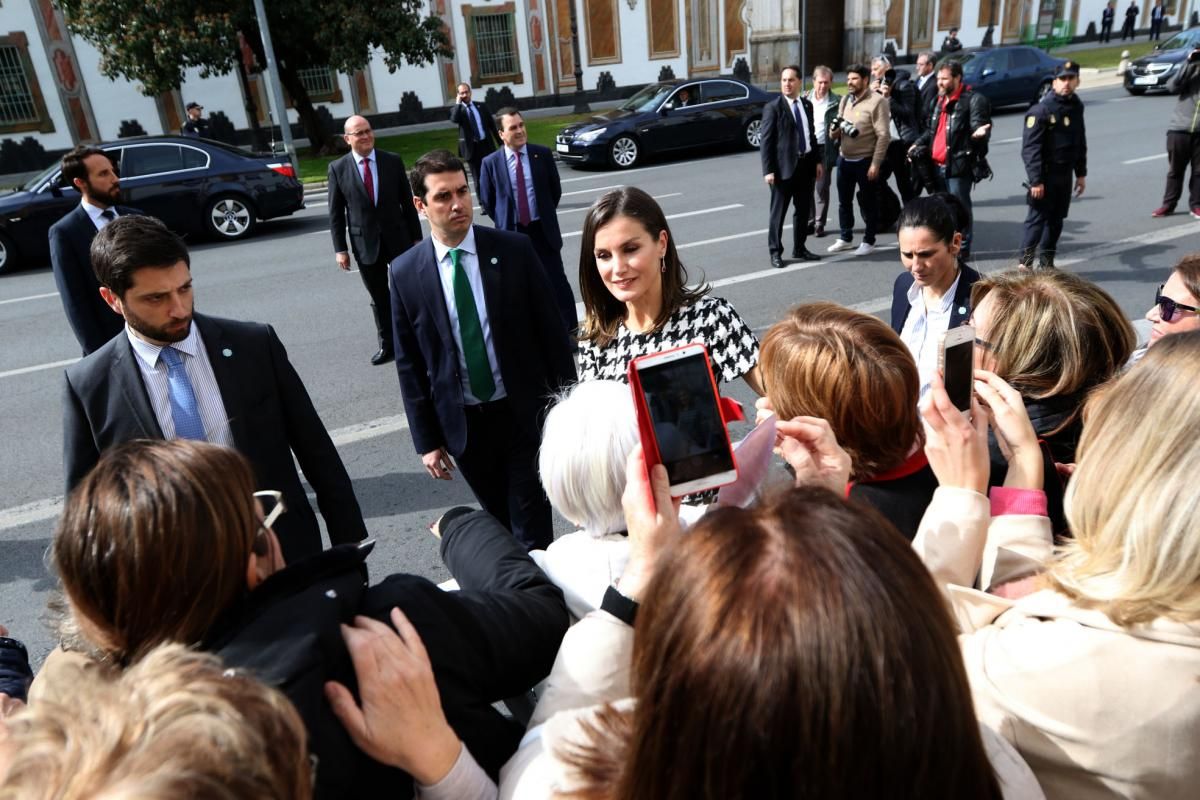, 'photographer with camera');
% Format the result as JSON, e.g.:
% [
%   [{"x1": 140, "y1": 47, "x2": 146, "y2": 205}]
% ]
[
  {"x1": 871, "y1": 56, "x2": 920, "y2": 208},
  {"x1": 827, "y1": 64, "x2": 891, "y2": 257},
  {"x1": 909, "y1": 60, "x2": 991, "y2": 261},
  {"x1": 1151, "y1": 48, "x2": 1200, "y2": 220}
]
